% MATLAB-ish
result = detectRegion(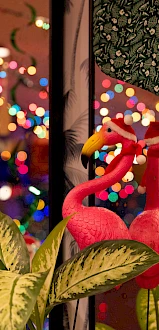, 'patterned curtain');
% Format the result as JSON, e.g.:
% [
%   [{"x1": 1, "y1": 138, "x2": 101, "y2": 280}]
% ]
[{"x1": 63, "y1": 0, "x2": 89, "y2": 329}]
